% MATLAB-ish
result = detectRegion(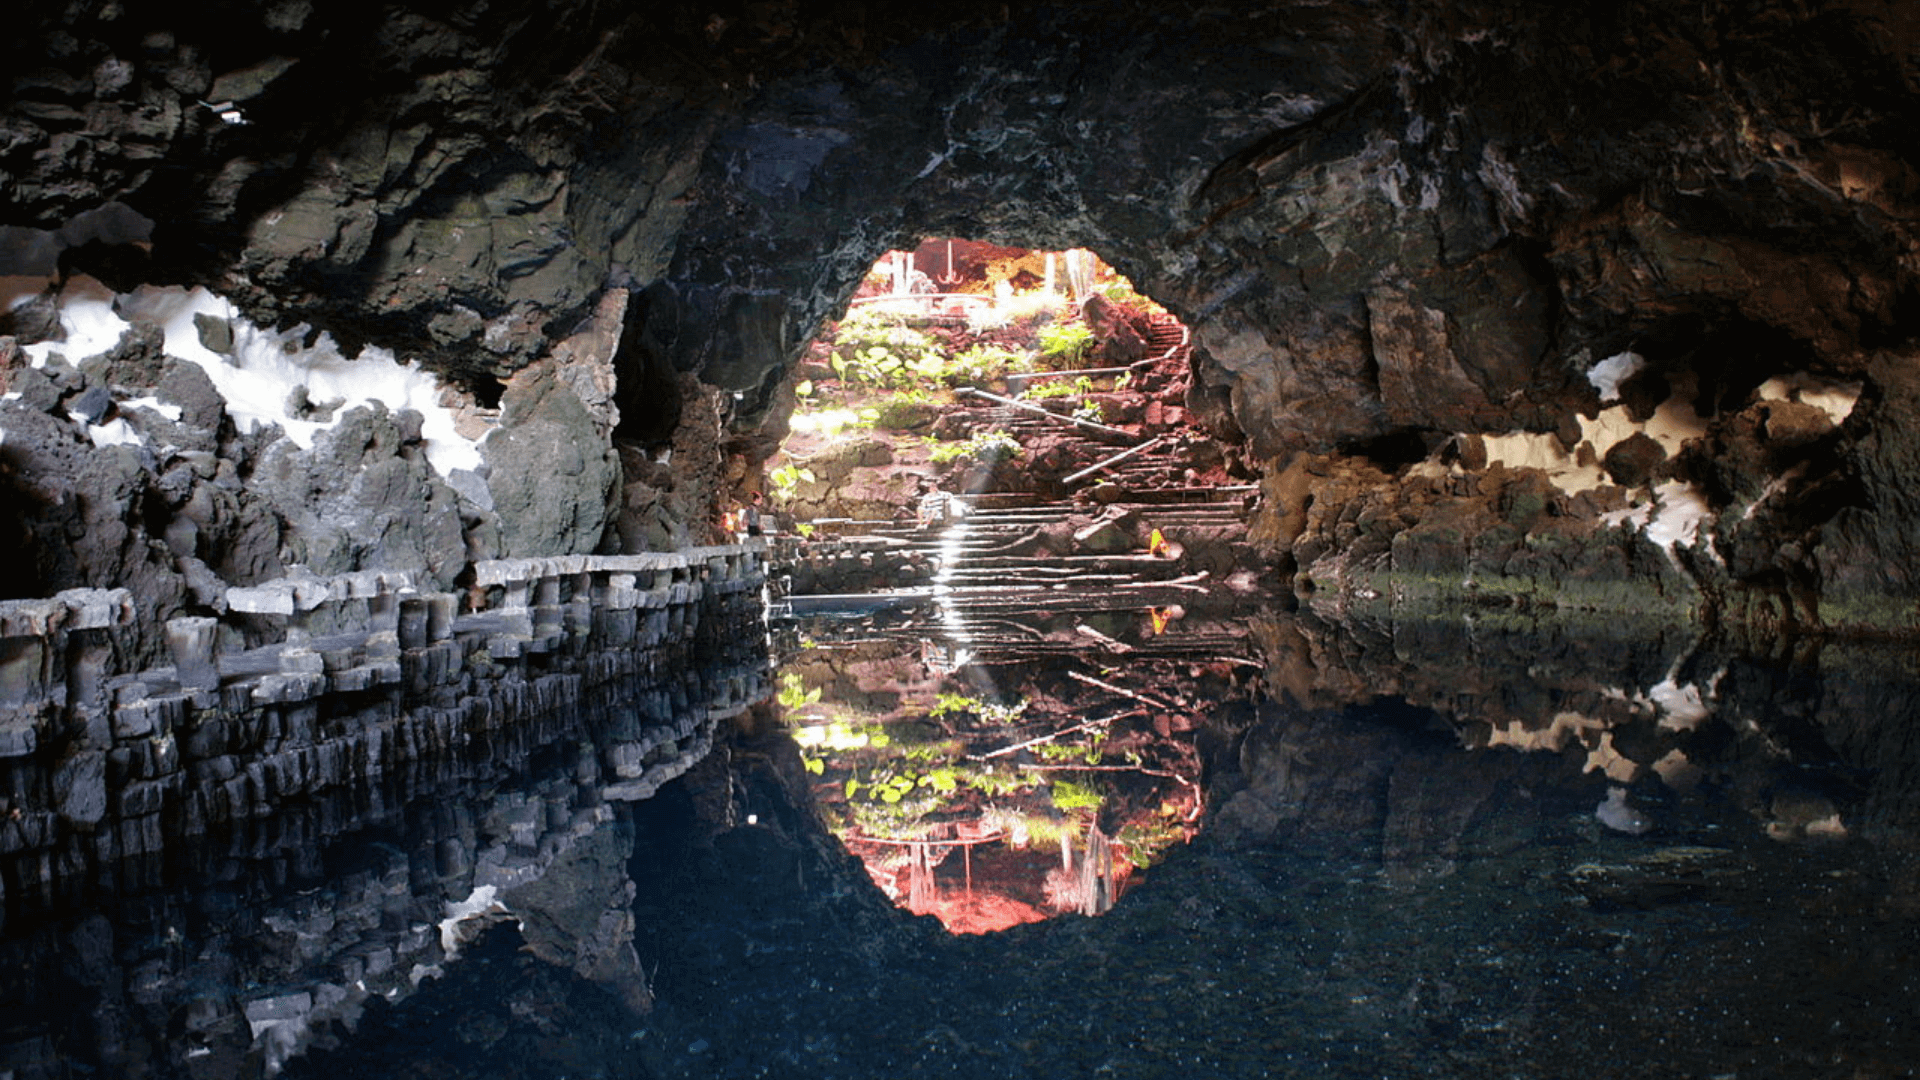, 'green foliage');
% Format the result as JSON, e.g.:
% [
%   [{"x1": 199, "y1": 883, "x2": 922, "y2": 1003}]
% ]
[
  {"x1": 928, "y1": 430, "x2": 1023, "y2": 466},
  {"x1": 776, "y1": 671, "x2": 821, "y2": 711},
  {"x1": 1071, "y1": 400, "x2": 1106, "y2": 424},
  {"x1": 929, "y1": 692, "x2": 1027, "y2": 725},
  {"x1": 871, "y1": 388, "x2": 941, "y2": 431},
  {"x1": 828, "y1": 310, "x2": 942, "y2": 388},
  {"x1": 1032, "y1": 735, "x2": 1106, "y2": 765},
  {"x1": 947, "y1": 343, "x2": 1031, "y2": 385},
  {"x1": 794, "y1": 720, "x2": 892, "y2": 751},
  {"x1": 1037, "y1": 321, "x2": 1094, "y2": 365},
  {"x1": 1050, "y1": 780, "x2": 1104, "y2": 812},
  {"x1": 769, "y1": 463, "x2": 815, "y2": 503},
  {"x1": 967, "y1": 290, "x2": 1064, "y2": 333},
  {"x1": 1117, "y1": 816, "x2": 1191, "y2": 869},
  {"x1": 1022, "y1": 379, "x2": 1080, "y2": 400},
  {"x1": 965, "y1": 767, "x2": 1039, "y2": 798}
]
